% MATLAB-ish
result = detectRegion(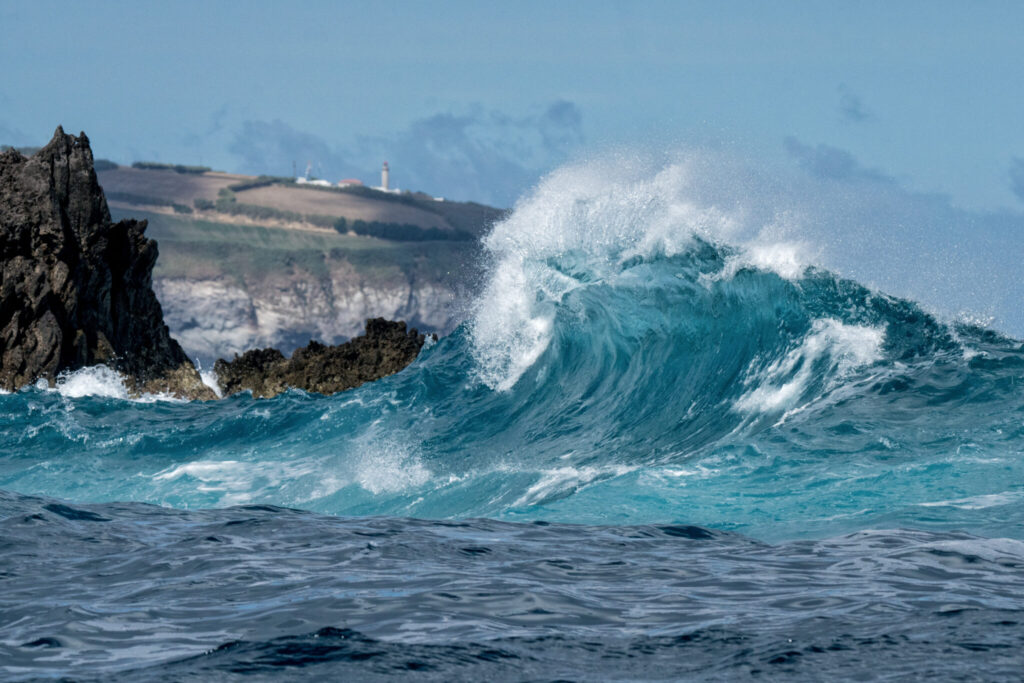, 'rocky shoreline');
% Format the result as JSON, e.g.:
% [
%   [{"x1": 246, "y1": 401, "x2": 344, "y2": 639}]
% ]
[
  {"x1": 214, "y1": 318, "x2": 433, "y2": 398},
  {"x1": 0, "y1": 129, "x2": 429, "y2": 399}
]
